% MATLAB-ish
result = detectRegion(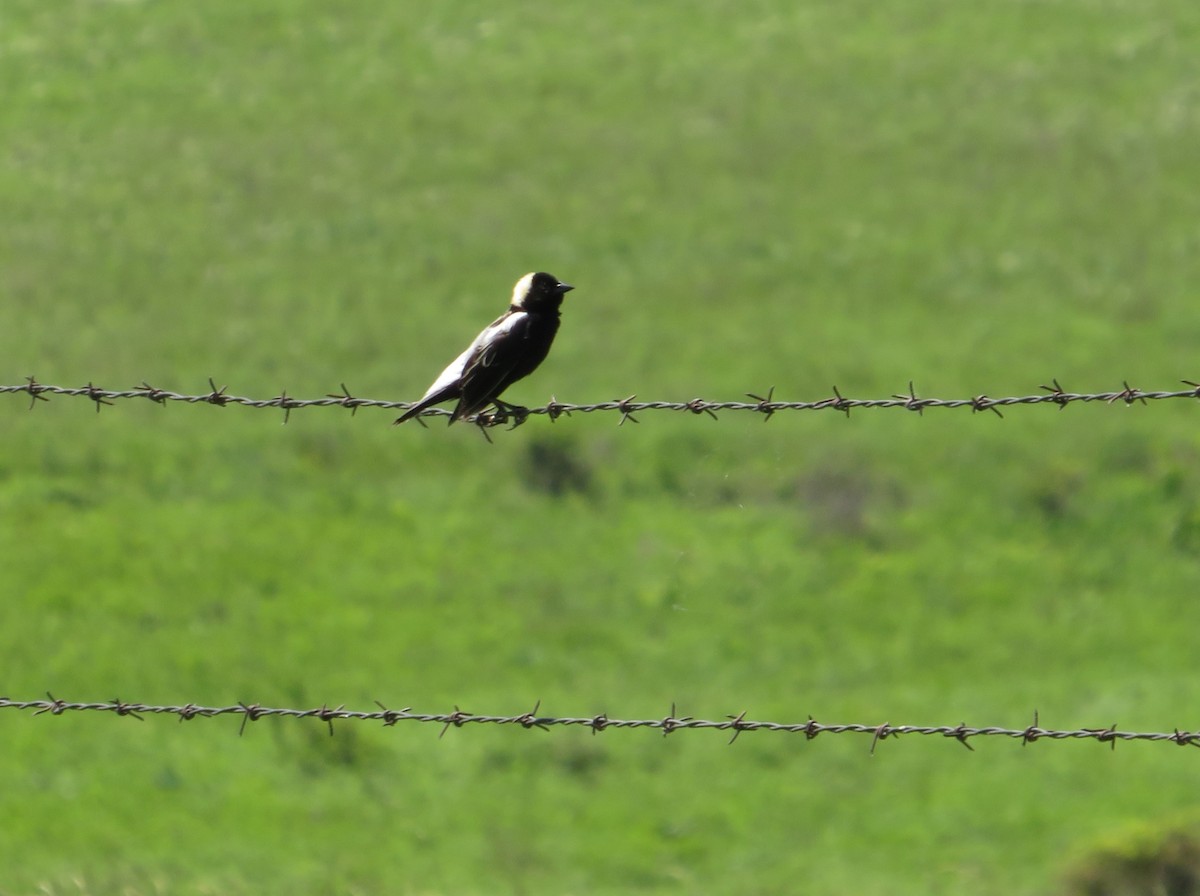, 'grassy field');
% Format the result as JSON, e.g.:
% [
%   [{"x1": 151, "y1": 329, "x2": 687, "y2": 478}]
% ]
[{"x1": 3, "y1": 1, "x2": 1200, "y2": 893}]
